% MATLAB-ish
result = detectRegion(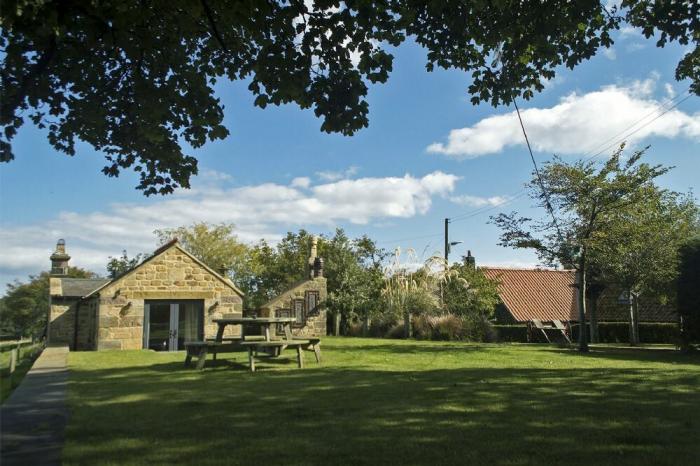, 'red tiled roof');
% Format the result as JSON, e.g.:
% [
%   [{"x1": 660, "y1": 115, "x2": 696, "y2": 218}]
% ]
[{"x1": 482, "y1": 267, "x2": 578, "y2": 322}]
